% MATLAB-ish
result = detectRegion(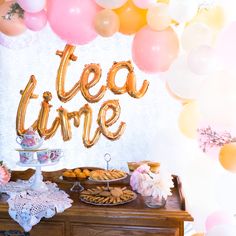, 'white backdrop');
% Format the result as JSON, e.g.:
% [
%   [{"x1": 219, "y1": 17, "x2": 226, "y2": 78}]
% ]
[{"x1": 0, "y1": 25, "x2": 197, "y2": 173}]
